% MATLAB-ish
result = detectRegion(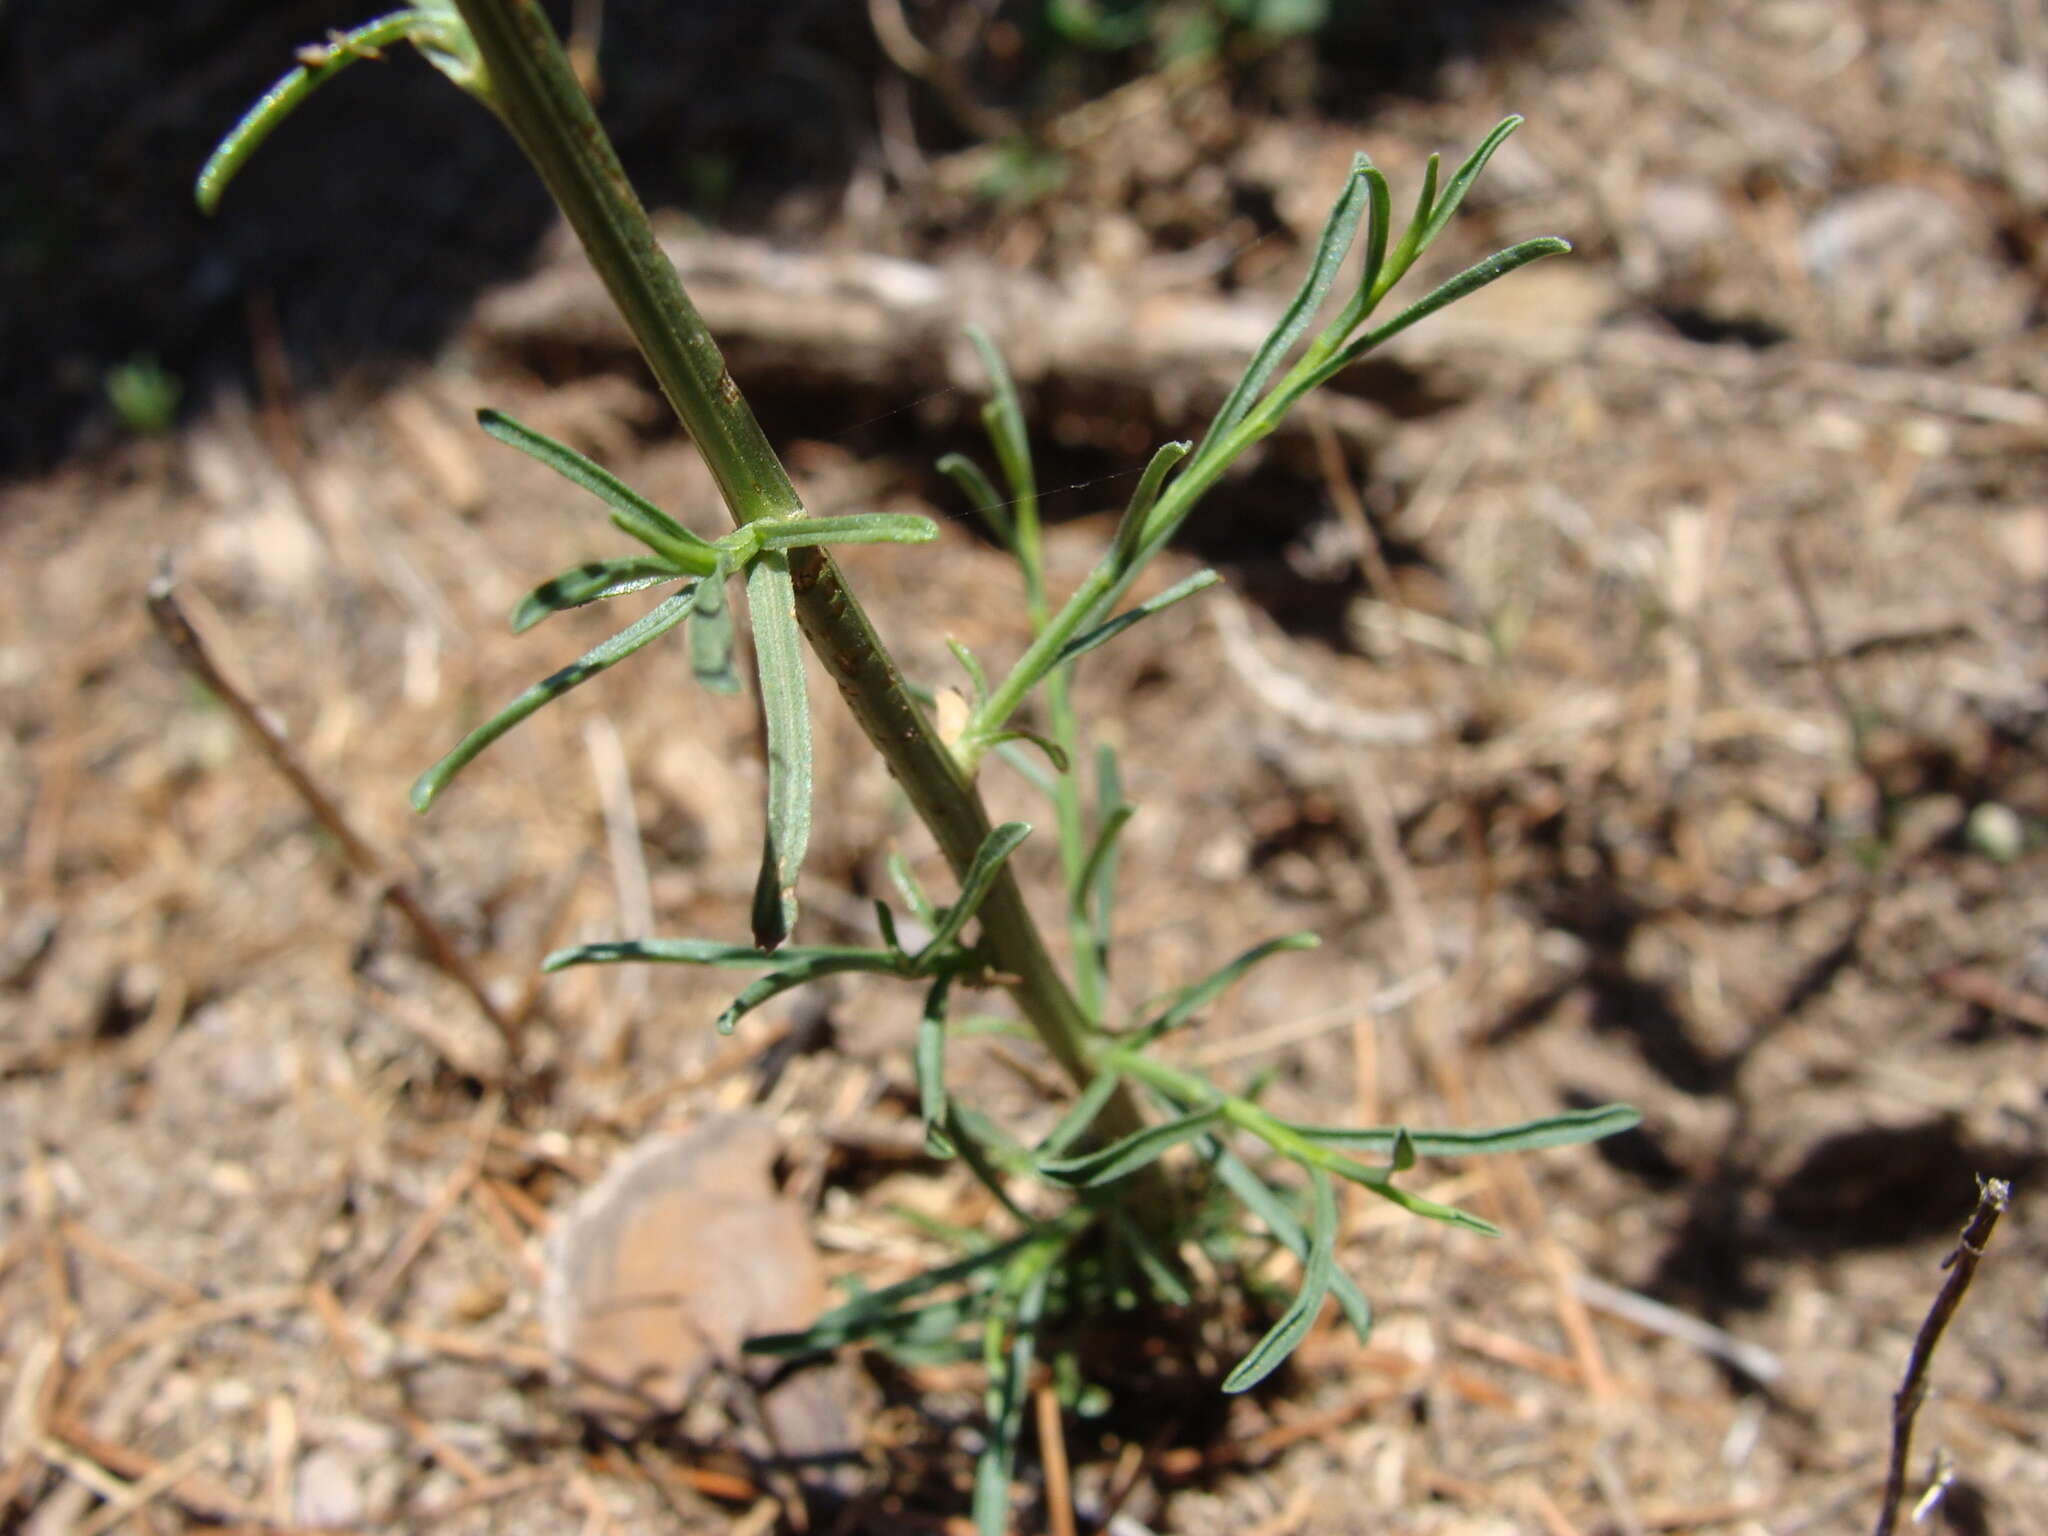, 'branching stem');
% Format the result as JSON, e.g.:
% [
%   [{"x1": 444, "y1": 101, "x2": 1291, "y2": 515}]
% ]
[{"x1": 446, "y1": 0, "x2": 1151, "y2": 1136}]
